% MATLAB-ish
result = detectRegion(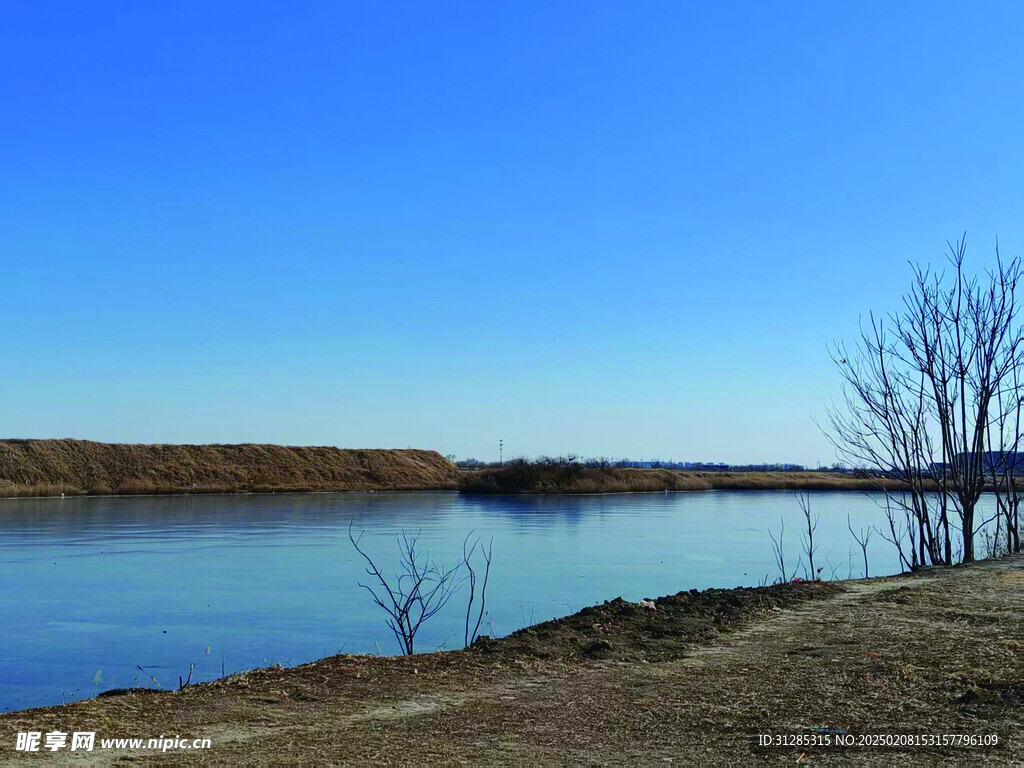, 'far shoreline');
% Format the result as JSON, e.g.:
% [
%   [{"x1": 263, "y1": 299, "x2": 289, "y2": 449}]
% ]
[
  {"x1": 0, "y1": 471, "x2": 909, "y2": 499},
  {"x1": 0, "y1": 439, "x2": 919, "y2": 498},
  {"x1": 457, "y1": 464, "x2": 914, "y2": 495}
]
